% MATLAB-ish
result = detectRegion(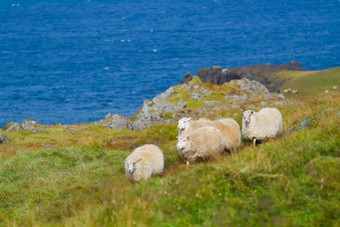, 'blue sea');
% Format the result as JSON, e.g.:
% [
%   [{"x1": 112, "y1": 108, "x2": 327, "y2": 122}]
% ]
[{"x1": 0, "y1": 0, "x2": 339, "y2": 127}]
